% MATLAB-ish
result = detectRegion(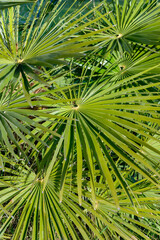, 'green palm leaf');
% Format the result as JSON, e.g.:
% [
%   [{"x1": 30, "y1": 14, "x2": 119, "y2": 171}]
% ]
[
  {"x1": 0, "y1": 0, "x2": 108, "y2": 101},
  {"x1": 0, "y1": 162, "x2": 103, "y2": 240},
  {"x1": 40, "y1": 65, "x2": 160, "y2": 209},
  {"x1": 95, "y1": 0, "x2": 160, "y2": 52},
  {"x1": 0, "y1": 81, "x2": 77, "y2": 160},
  {"x1": 1, "y1": 160, "x2": 160, "y2": 240}
]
